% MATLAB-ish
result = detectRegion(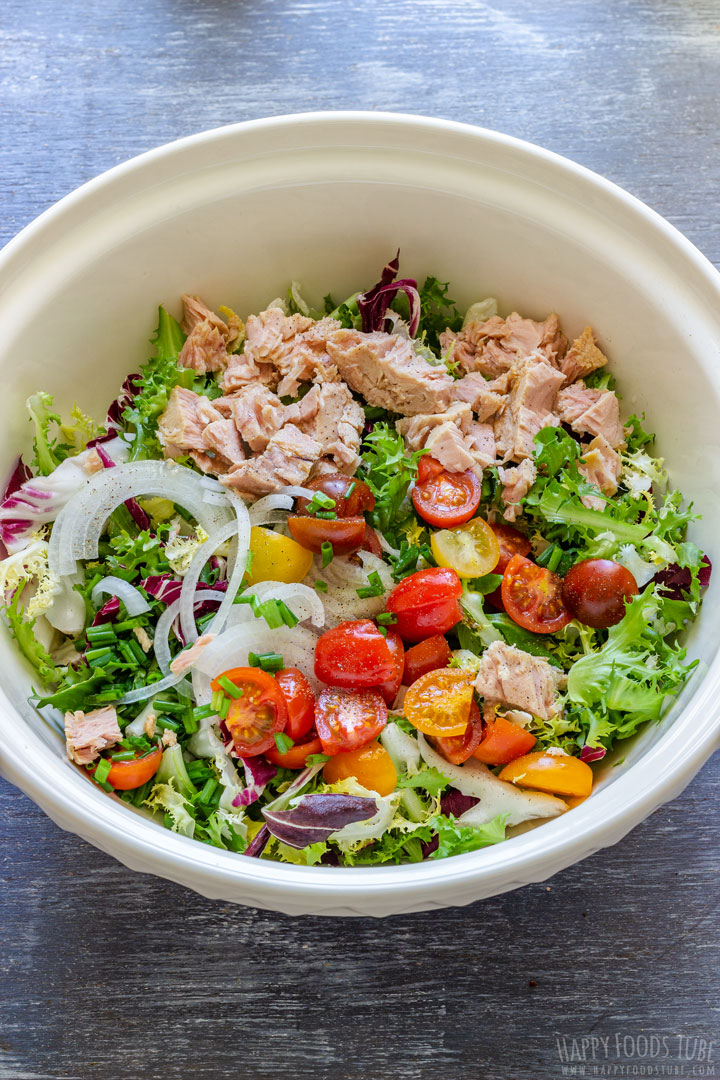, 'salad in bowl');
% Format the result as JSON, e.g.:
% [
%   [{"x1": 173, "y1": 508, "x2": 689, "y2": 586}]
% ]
[{"x1": 0, "y1": 253, "x2": 709, "y2": 867}]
